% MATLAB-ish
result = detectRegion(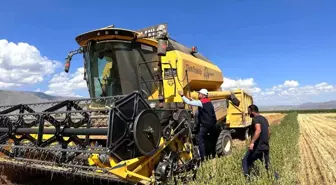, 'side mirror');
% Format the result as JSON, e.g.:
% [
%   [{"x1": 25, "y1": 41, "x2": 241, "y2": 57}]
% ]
[
  {"x1": 64, "y1": 57, "x2": 71, "y2": 73},
  {"x1": 157, "y1": 39, "x2": 167, "y2": 56},
  {"x1": 64, "y1": 47, "x2": 83, "y2": 73}
]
